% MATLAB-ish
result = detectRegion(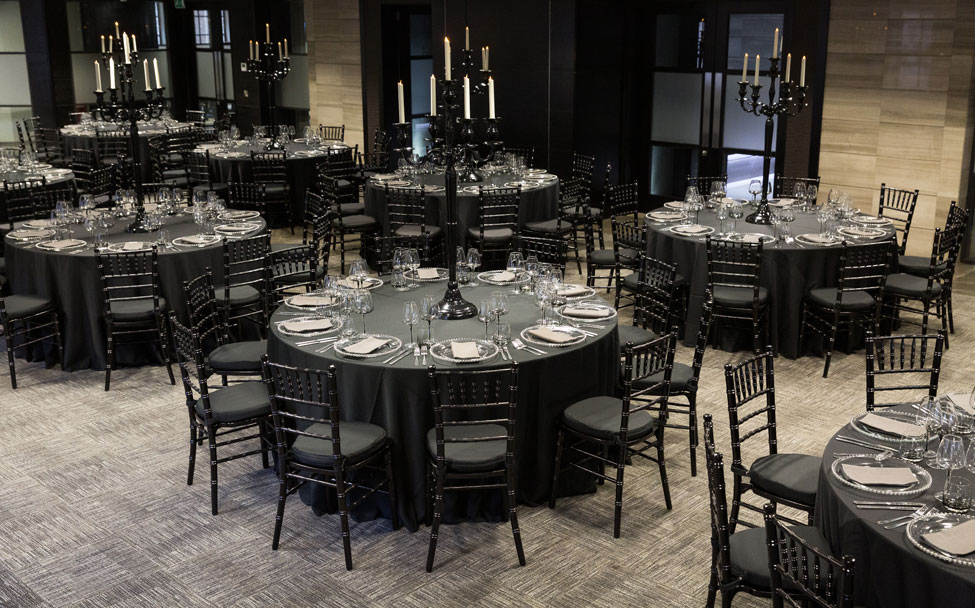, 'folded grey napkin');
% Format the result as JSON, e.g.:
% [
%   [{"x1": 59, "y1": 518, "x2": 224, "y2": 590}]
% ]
[
  {"x1": 842, "y1": 464, "x2": 917, "y2": 487},
  {"x1": 859, "y1": 412, "x2": 925, "y2": 438},
  {"x1": 450, "y1": 341, "x2": 481, "y2": 359},
  {"x1": 922, "y1": 518, "x2": 975, "y2": 556},
  {"x1": 343, "y1": 336, "x2": 388, "y2": 354},
  {"x1": 290, "y1": 294, "x2": 334, "y2": 307},
  {"x1": 528, "y1": 327, "x2": 576, "y2": 344},
  {"x1": 563, "y1": 306, "x2": 611, "y2": 319},
  {"x1": 283, "y1": 318, "x2": 333, "y2": 333}
]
